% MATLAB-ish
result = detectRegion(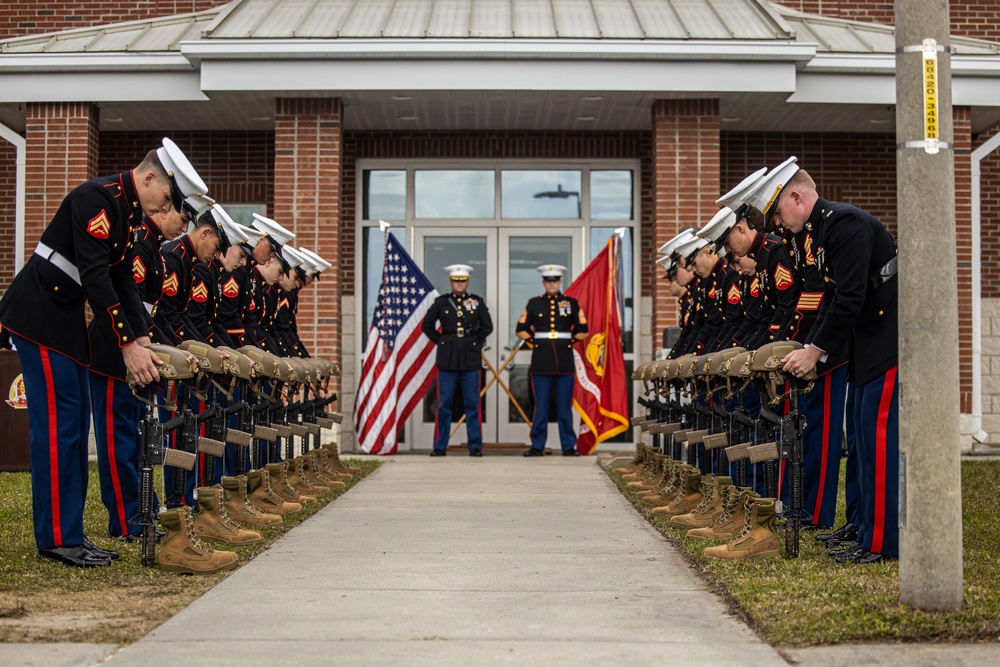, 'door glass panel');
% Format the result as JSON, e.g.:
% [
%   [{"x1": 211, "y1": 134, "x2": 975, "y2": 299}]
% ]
[
  {"x1": 414, "y1": 170, "x2": 494, "y2": 219},
  {"x1": 507, "y1": 236, "x2": 573, "y2": 423},
  {"x1": 501, "y1": 170, "x2": 582, "y2": 219},
  {"x1": 421, "y1": 236, "x2": 489, "y2": 426},
  {"x1": 362, "y1": 170, "x2": 406, "y2": 221},
  {"x1": 589, "y1": 227, "x2": 634, "y2": 353},
  {"x1": 590, "y1": 170, "x2": 633, "y2": 221}
]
